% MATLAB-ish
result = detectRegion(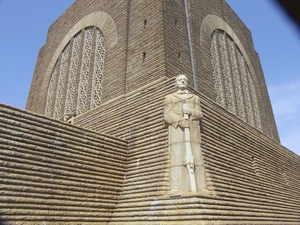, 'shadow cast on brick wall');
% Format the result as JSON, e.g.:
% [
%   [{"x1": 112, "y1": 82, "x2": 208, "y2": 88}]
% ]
[
  {"x1": 0, "y1": 213, "x2": 8, "y2": 225},
  {"x1": 0, "y1": 220, "x2": 7, "y2": 225}
]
